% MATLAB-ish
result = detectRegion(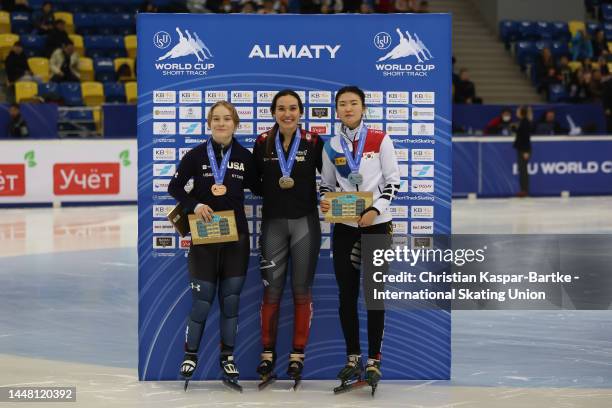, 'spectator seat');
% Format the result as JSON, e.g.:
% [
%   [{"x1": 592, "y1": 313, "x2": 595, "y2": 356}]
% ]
[
  {"x1": 103, "y1": 82, "x2": 126, "y2": 103},
  {"x1": 0, "y1": 11, "x2": 10, "y2": 34},
  {"x1": 124, "y1": 34, "x2": 136, "y2": 59},
  {"x1": 59, "y1": 82, "x2": 83, "y2": 106},
  {"x1": 81, "y1": 81, "x2": 105, "y2": 106},
  {"x1": 0, "y1": 33, "x2": 18, "y2": 60},
  {"x1": 79, "y1": 57, "x2": 94, "y2": 81},
  {"x1": 15, "y1": 81, "x2": 38, "y2": 103},
  {"x1": 27, "y1": 57, "x2": 50, "y2": 82},
  {"x1": 20, "y1": 34, "x2": 45, "y2": 57},
  {"x1": 125, "y1": 81, "x2": 137, "y2": 104},
  {"x1": 68, "y1": 34, "x2": 85, "y2": 56},
  {"x1": 54, "y1": 12, "x2": 75, "y2": 34},
  {"x1": 10, "y1": 12, "x2": 32, "y2": 35}
]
